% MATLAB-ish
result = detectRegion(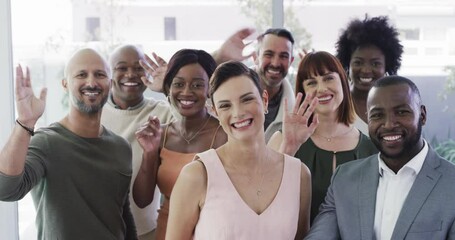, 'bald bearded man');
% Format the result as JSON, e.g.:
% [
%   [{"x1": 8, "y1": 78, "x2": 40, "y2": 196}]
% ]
[{"x1": 0, "y1": 48, "x2": 137, "y2": 239}]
